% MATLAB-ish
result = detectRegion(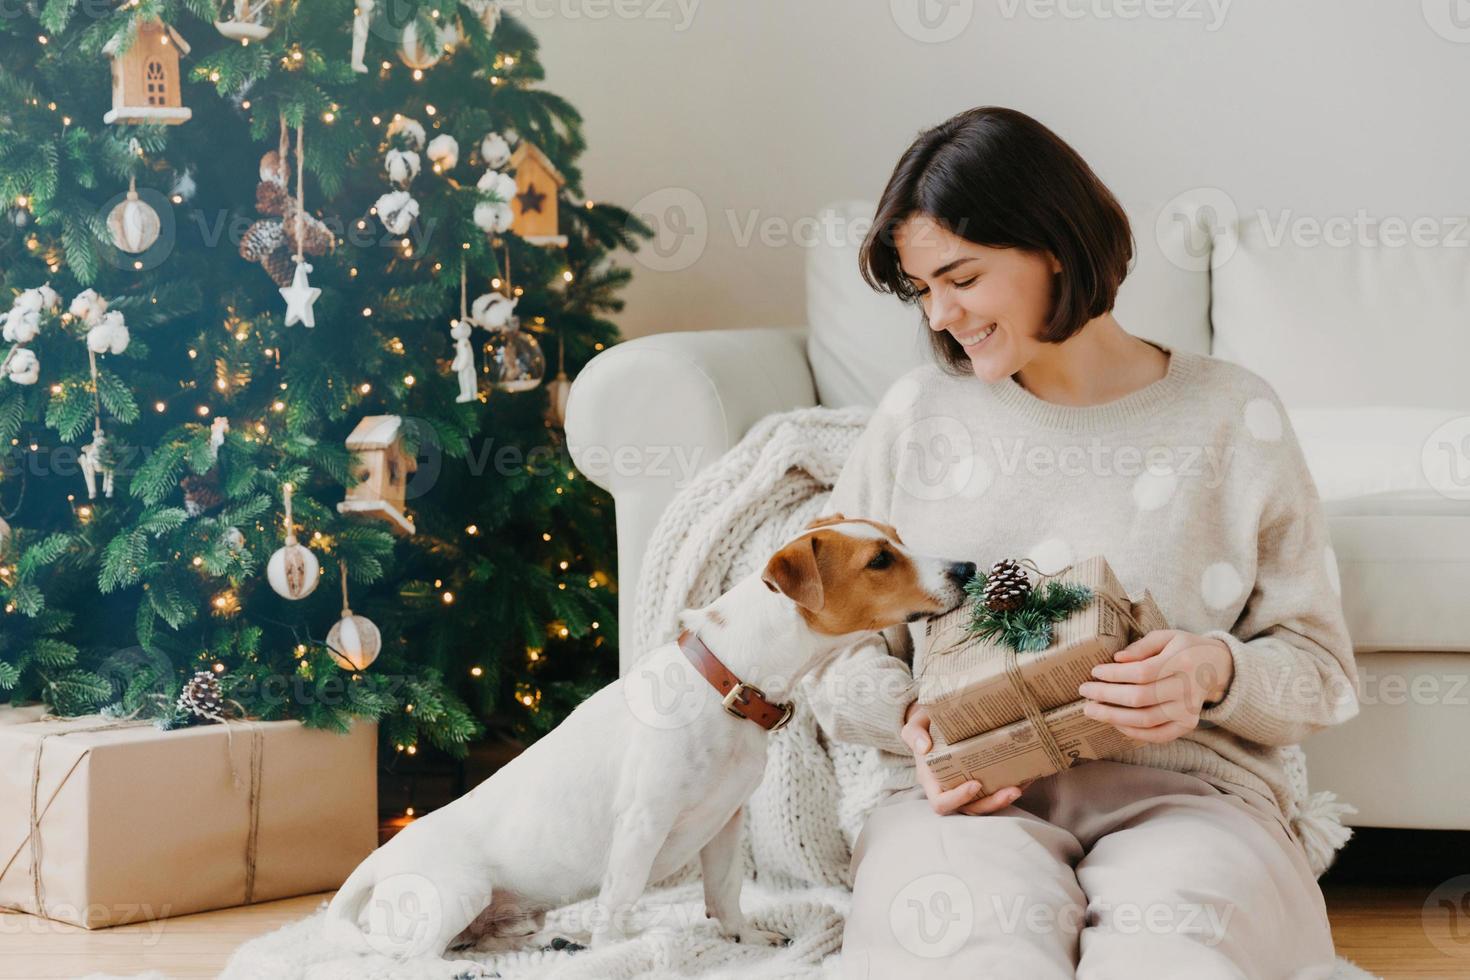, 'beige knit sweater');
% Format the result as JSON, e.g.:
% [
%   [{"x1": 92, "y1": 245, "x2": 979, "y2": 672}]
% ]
[{"x1": 807, "y1": 342, "x2": 1360, "y2": 817}]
